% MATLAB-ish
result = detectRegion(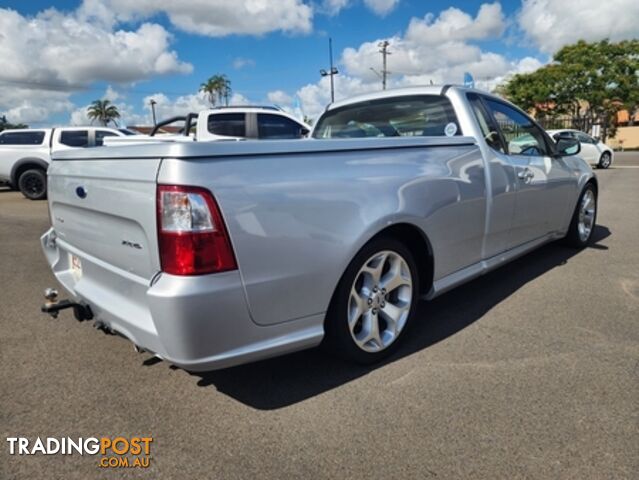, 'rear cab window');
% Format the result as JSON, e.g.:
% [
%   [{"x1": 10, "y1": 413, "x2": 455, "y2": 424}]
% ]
[
  {"x1": 0, "y1": 131, "x2": 46, "y2": 145},
  {"x1": 313, "y1": 95, "x2": 461, "y2": 139},
  {"x1": 257, "y1": 114, "x2": 306, "y2": 139},
  {"x1": 59, "y1": 130, "x2": 89, "y2": 147},
  {"x1": 207, "y1": 113, "x2": 246, "y2": 138}
]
